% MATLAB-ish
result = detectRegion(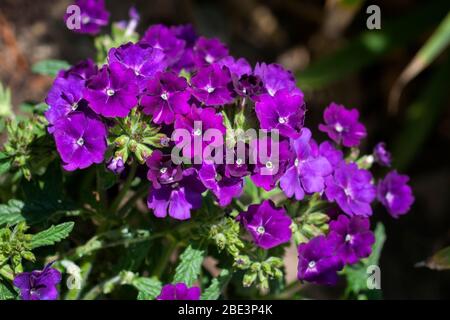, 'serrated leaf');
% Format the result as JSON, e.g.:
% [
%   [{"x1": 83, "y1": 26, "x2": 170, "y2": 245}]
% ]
[
  {"x1": 132, "y1": 277, "x2": 162, "y2": 300},
  {"x1": 0, "y1": 281, "x2": 16, "y2": 300},
  {"x1": 201, "y1": 269, "x2": 231, "y2": 300},
  {"x1": 0, "y1": 199, "x2": 25, "y2": 226},
  {"x1": 32, "y1": 60, "x2": 70, "y2": 76},
  {"x1": 173, "y1": 245, "x2": 205, "y2": 287},
  {"x1": 31, "y1": 222, "x2": 74, "y2": 249}
]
